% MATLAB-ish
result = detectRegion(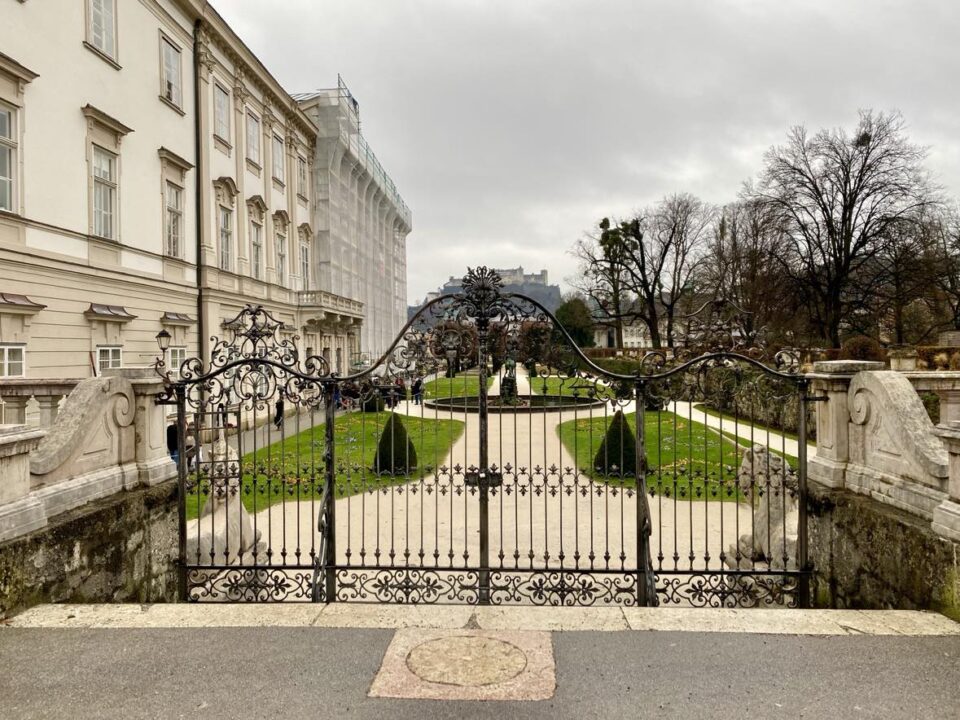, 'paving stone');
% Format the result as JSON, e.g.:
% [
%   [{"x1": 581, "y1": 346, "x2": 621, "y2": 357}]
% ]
[
  {"x1": 368, "y1": 628, "x2": 555, "y2": 701},
  {"x1": 472, "y1": 605, "x2": 628, "y2": 631}
]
